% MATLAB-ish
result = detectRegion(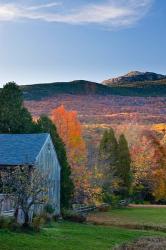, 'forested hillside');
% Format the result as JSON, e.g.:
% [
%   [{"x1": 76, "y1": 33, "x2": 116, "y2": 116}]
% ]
[
  {"x1": 20, "y1": 73, "x2": 166, "y2": 100},
  {"x1": 21, "y1": 80, "x2": 111, "y2": 100}
]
